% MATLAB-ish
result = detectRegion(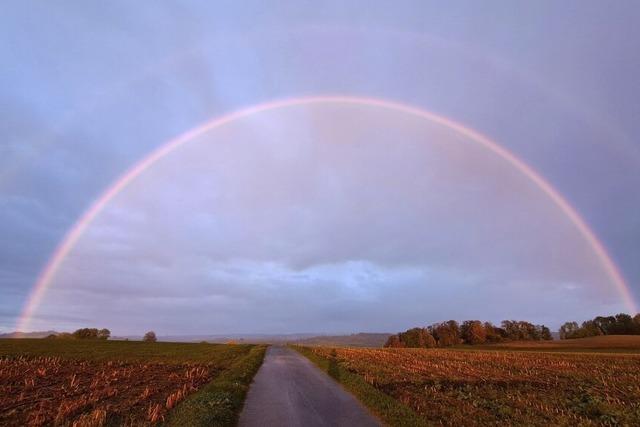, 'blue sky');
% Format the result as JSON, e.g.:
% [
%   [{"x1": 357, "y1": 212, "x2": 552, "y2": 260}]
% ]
[{"x1": 1, "y1": 1, "x2": 639, "y2": 334}]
